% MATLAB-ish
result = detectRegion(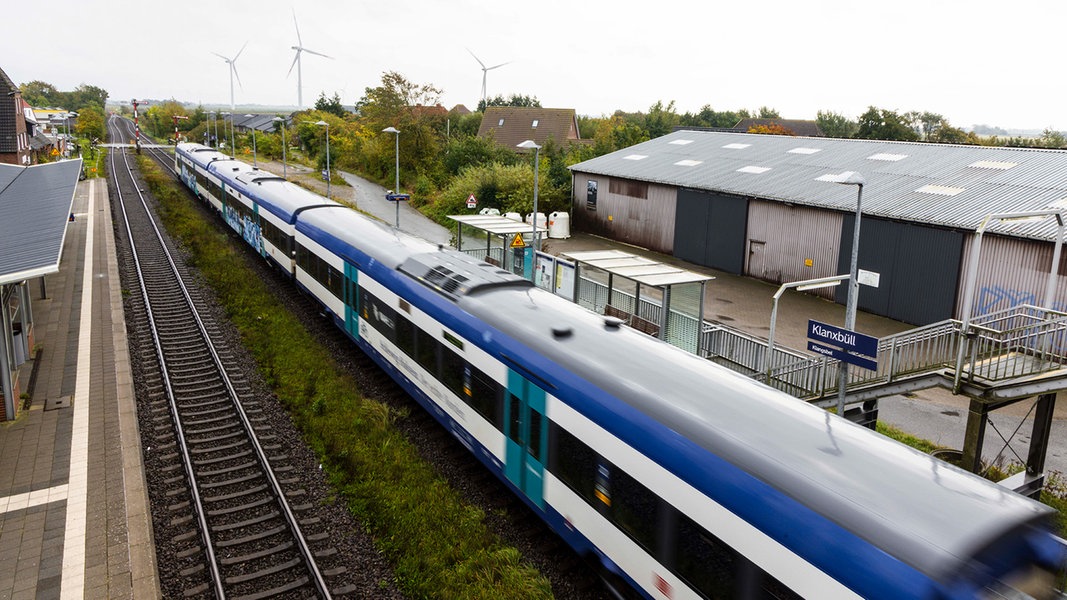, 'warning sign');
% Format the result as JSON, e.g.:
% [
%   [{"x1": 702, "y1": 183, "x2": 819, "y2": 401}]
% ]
[
  {"x1": 466, "y1": 194, "x2": 477, "y2": 209},
  {"x1": 510, "y1": 233, "x2": 526, "y2": 248}
]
